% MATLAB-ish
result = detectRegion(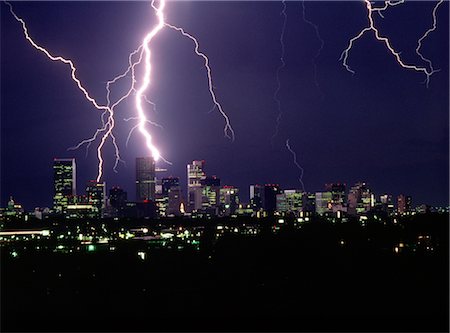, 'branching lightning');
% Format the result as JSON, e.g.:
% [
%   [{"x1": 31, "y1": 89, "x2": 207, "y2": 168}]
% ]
[
  {"x1": 271, "y1": 0, "x2": 287, "y2": 144},
  {"x1": 340, "y1": 0, "x2": 439, "y2": 86},
  {"x1": 415, "y1": 0, "x2": 444, "y2": 78},
  {"x1": 165, "y1": 23, "x2": 235, "y2": 141},
  {"x1": 7, "y1": 0, "x2": 236, "y2": 180},
  {"x1": 286, "y1": 139, "x2": 305, "y2": 192},
  {"x1": 6, "y1": 1, "x2": 124, "y2": 181},
  {"x1": 301, "y1": 1, "x2": 324, "y2": 94}
]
